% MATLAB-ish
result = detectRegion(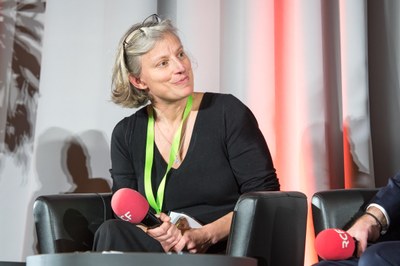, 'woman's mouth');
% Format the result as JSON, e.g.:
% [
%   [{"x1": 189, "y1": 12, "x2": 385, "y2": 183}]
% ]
[{"x1": 173, "y1": 76, "x2": 189, "y2": 85}]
